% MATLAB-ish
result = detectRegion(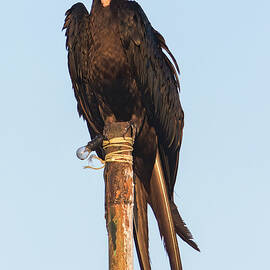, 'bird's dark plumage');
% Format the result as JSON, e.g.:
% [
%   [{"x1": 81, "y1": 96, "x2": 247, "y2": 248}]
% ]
[{"x1": 63, "y1": 1, "x2": 199, "y2": 269}]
